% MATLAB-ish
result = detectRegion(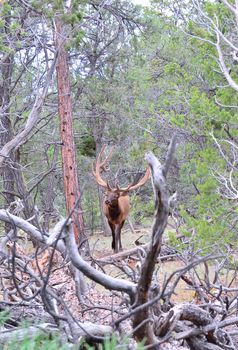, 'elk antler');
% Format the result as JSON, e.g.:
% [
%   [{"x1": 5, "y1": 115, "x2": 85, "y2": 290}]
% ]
[
  {"x1": 93, "y1": 145, "x2": 151, "y2": 192},
  {"x1": 117, "y1": 165, "x2": 151, "y2": 193},
  {"x1": 92, "y1": 145, "x2": 114, "y2": 189}
]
